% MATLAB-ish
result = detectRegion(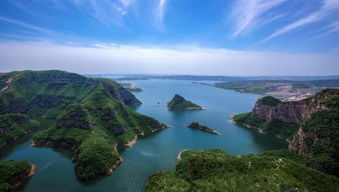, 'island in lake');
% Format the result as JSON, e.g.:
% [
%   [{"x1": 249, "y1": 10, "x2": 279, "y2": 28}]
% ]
[
  {"x1": 187, "y1": 122, "x2": 220, "y2": 135},
  {"x1": 167, "y1": 94, "x2": 203, "y2": 110}
]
